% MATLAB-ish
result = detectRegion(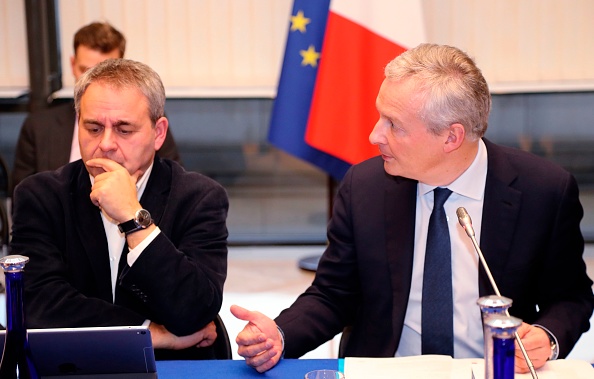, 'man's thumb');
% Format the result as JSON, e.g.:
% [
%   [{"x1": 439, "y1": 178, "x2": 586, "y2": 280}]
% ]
[{"x1": 230, "y1": 304, "x2": 254, "y2": 322}]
